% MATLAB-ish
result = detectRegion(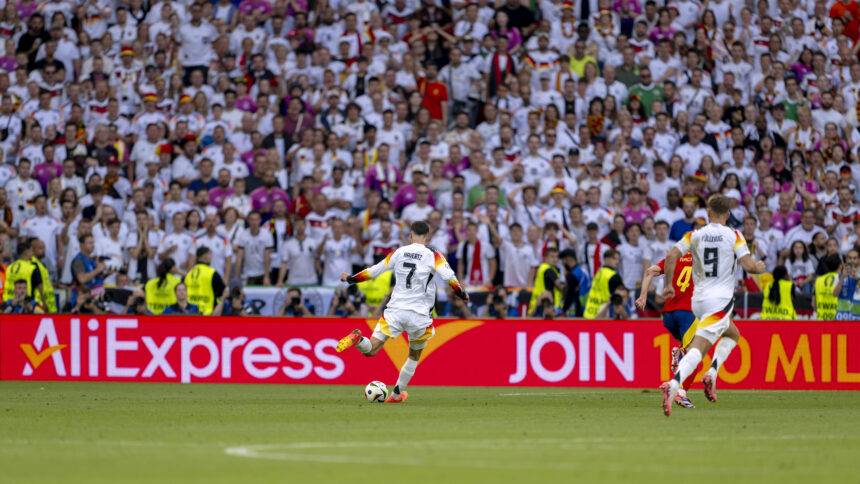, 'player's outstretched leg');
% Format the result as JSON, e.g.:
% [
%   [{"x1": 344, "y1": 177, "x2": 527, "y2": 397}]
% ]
[
  {"x1": 336, "y1": 329, "x2": 363, "y2": 353},
  {"x1": 336, "y1": 329, "x2": 379, "y2": 355}
]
